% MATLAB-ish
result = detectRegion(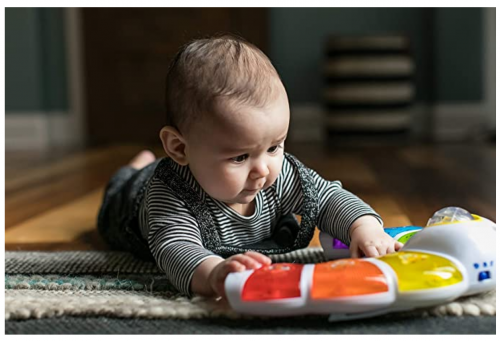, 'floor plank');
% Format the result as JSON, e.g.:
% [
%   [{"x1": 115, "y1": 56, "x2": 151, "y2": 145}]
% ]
[
  {"x1": 6, "y1": 188, "x2": 104, "y2": 244},
  {"x1": 5, "y1": 145, "x2": 156, "y2": 229}
]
